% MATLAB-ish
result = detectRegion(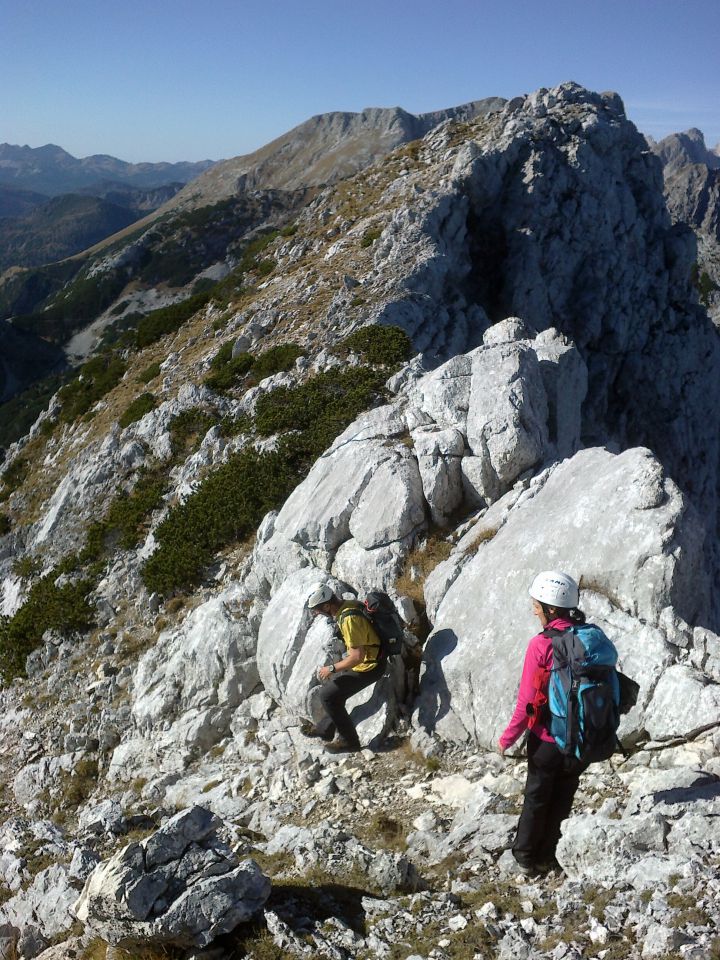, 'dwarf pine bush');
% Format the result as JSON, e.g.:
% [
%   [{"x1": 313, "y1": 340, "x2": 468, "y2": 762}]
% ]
[
  {"x1": 338, "y1": 324, "x2": 412, "y2": 366},
  {"x1": 143, "y1": 364, "x2": 390, "y2": 594},
  {"x1": 0, "y1": 572, "x2": 94, "y2": 682},
  {"x1": 58, "y1": 353, "x2": 127, "y2": 423},
  {"x1": 119, "y1": 392, "x2": 157, "y2": 428},
  {"x1": 134, "y1": 291, "x2": 213, "y2": 348},
  {"x1": 142, "y1": 448, "x2": 296, "y2": 594},
  {"x1": 205, "y1": 341, "x2": 304, "y2": 393}
]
